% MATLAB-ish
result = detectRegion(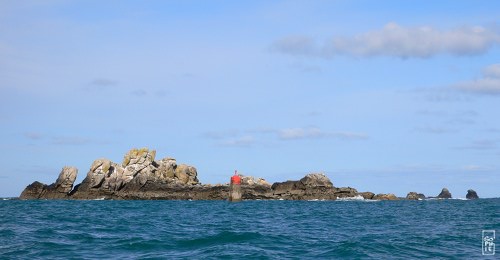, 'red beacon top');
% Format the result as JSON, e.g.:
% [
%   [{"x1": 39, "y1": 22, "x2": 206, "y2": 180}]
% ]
[{"x1": 231, "y1": 171, "x2": 241, "y2": 185}]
